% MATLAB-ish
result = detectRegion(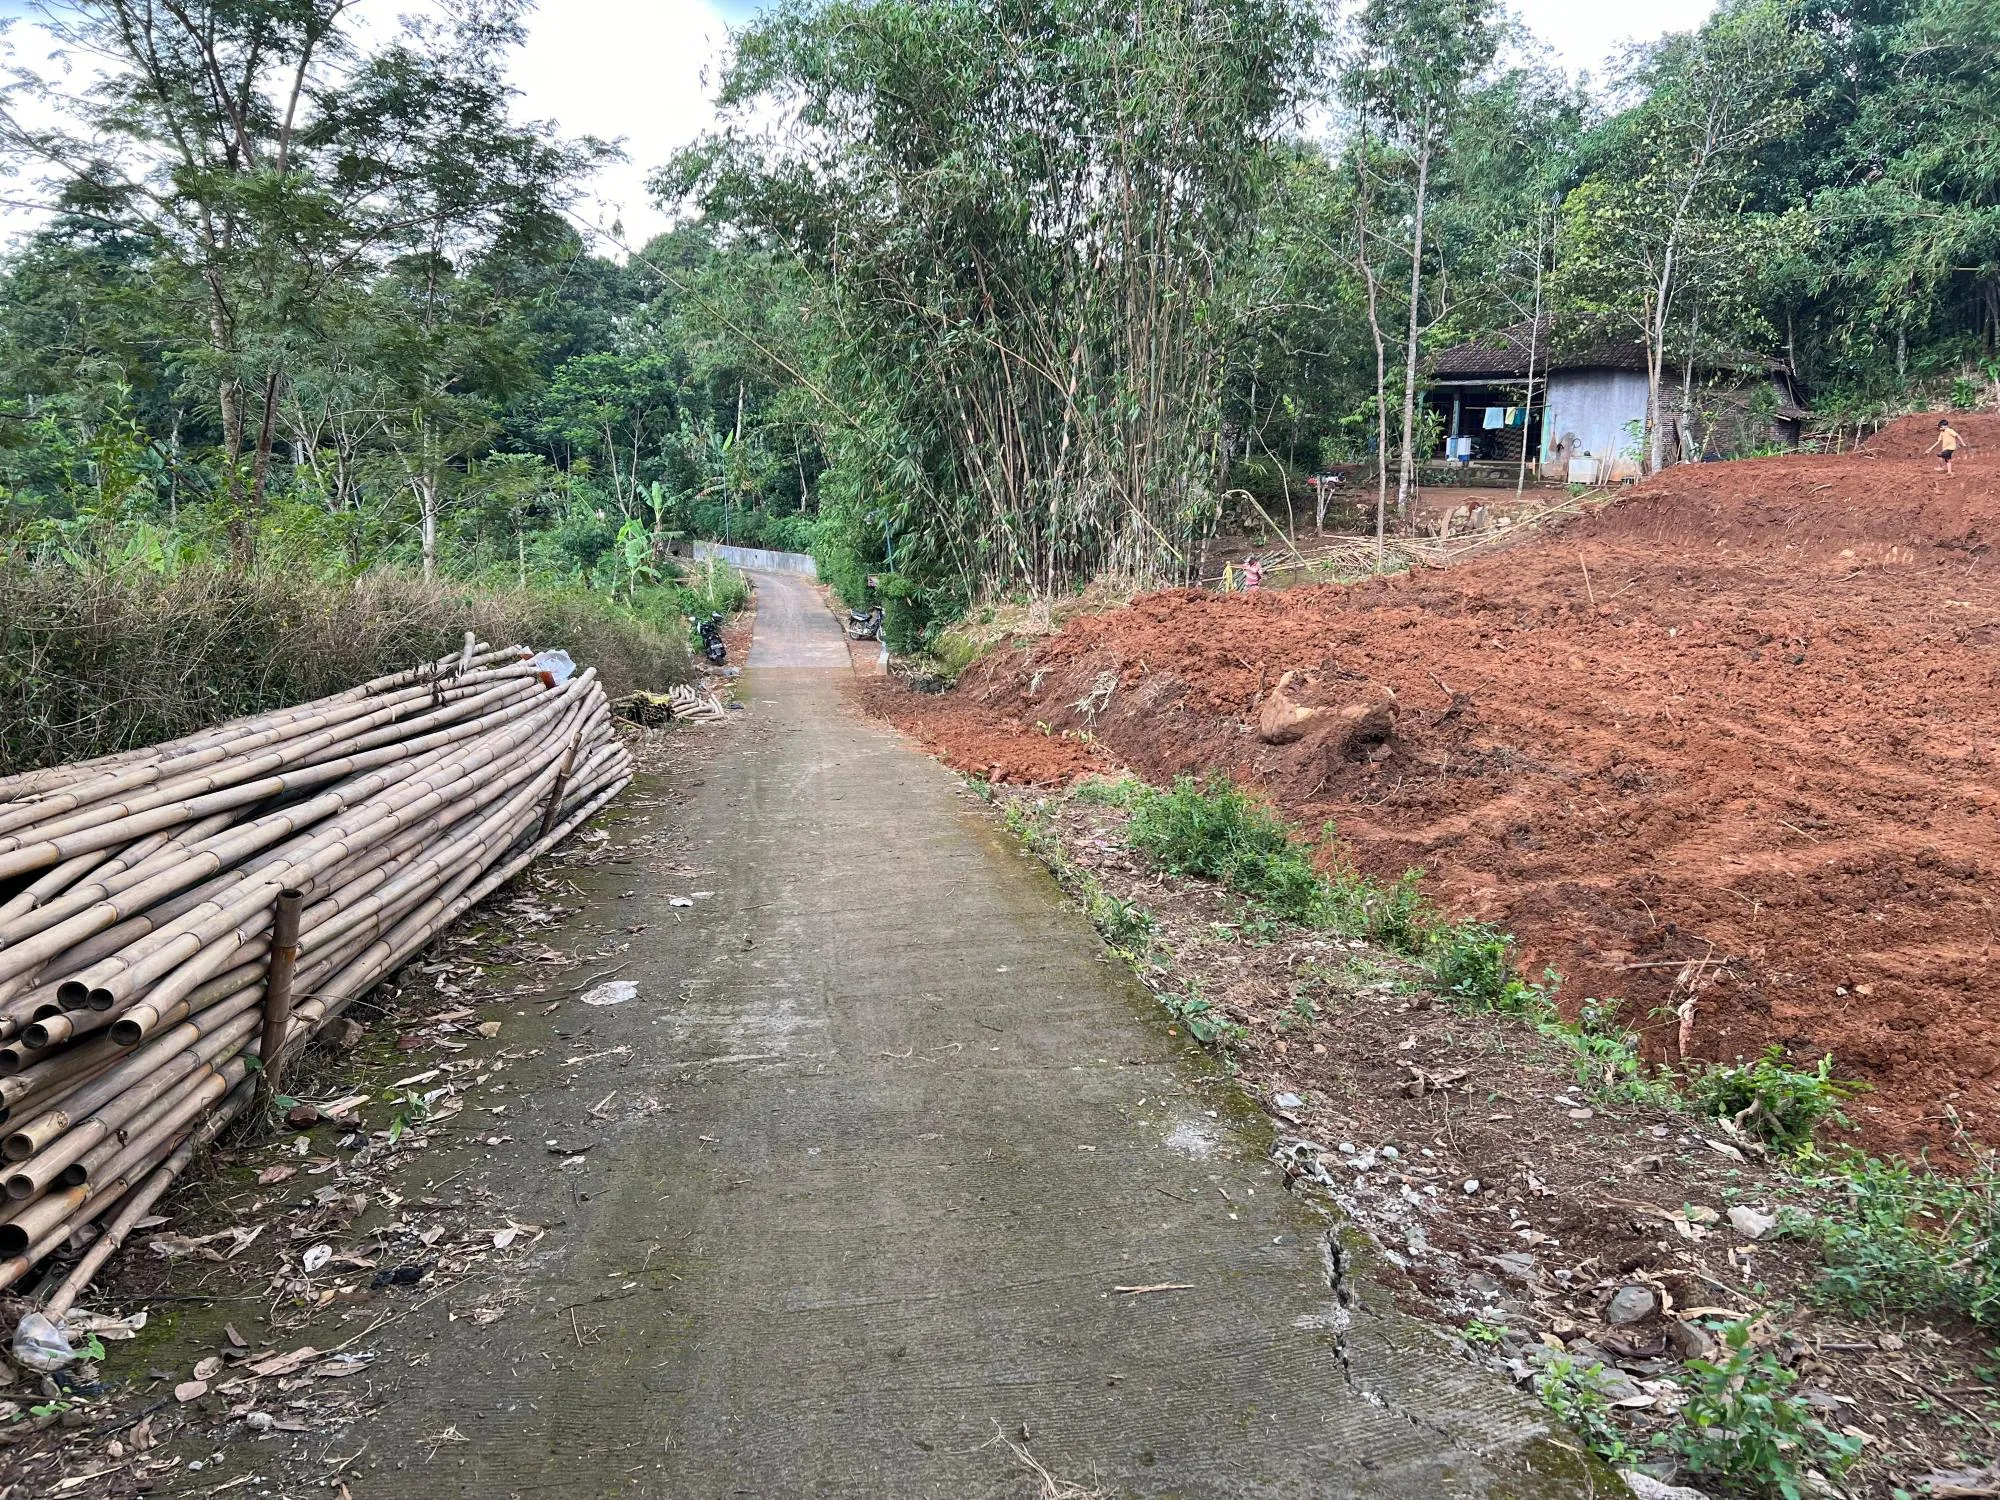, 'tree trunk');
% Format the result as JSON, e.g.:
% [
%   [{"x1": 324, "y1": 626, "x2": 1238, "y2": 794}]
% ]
[
  {"x1": 244, "y1": 368, "x2": 282, "y2": 568},
  {"x1": 1517, "y1": 212, "x2": 1546, "y2": 499},
  {"x1": 415, "y1": 474, "x2": 438, "y2": 583},
  {"x1": 1351, "y1": 139, "x2": 1391, "y2": 570},
  {"x1": 1394, "y1": 120, "x2": 1434, "y2": 526}
]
